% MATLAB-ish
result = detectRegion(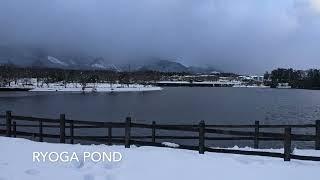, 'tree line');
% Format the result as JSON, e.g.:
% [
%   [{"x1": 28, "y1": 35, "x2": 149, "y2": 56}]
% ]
[
  {"x1": 0, "y1": 65, "x2": 188, "y2": 87},
  {"x1": 264, "y1": 68, "x2": 320, "y2": 89}
]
